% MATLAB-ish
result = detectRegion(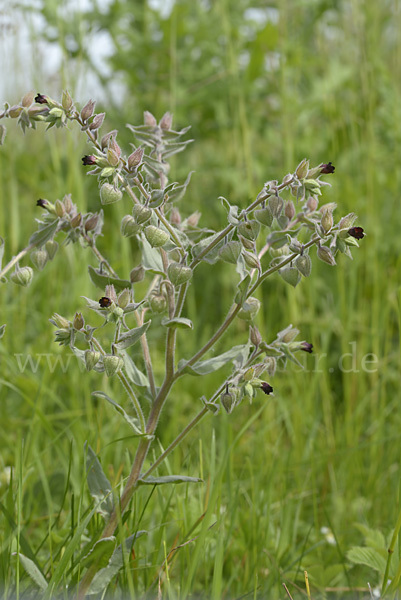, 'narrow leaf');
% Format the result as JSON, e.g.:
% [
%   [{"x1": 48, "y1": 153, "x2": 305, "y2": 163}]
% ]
[
  {"x1": 81, "y1": 537, "x2": 116, "y2": 569},
  {"x1": 85, "y1": 444, "x2": 114, "y2": 518},
  {"x1": 234, "y1": 274, "x2": 251, "y2": 305},
  {"x1": 29, "y1": 219, "x2": 59, "y2": 247},
  {"x1": 88, "y1": 532, "x2": 147, "y2": 595},
  {"x1": 92, "y1": 392, "x2": 143, "y2": 435},
  {"x1": 17, "y1": 554, "x2": 48, "y2": 590},
  {"x1": 140, "y1": 237, "x2": 164, "y2": 274},
  {"x1": 165, "y1": 171, "x2": 193, "y2": 203},
  {"x1": 0, "y1": 237, "x2": 4, "y2": 269},
  {"x1": 179, "y1": 343, "x2": 250, "y2": 376},
  {"x1": 0, "y1": 324, "x2": 6, "y2": 339},
  {"x1": 161, "y1": 317, "x2": 193, "y2": 330},
  {"x1": 115, "y1": 321, "x2": 150, "y2": 350},
  {"x1": 88, "y1": 265, "x2": 131, "y2": 292},
  {"x1": 220, "y1": 197, "x2": 240, "y2": 225},
  {"x1": 121, "y1": 350, "x2": 149, "y2": 387},
  {"x1": 138, "y1": 475, "x2": 203, "y2": 485}
]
